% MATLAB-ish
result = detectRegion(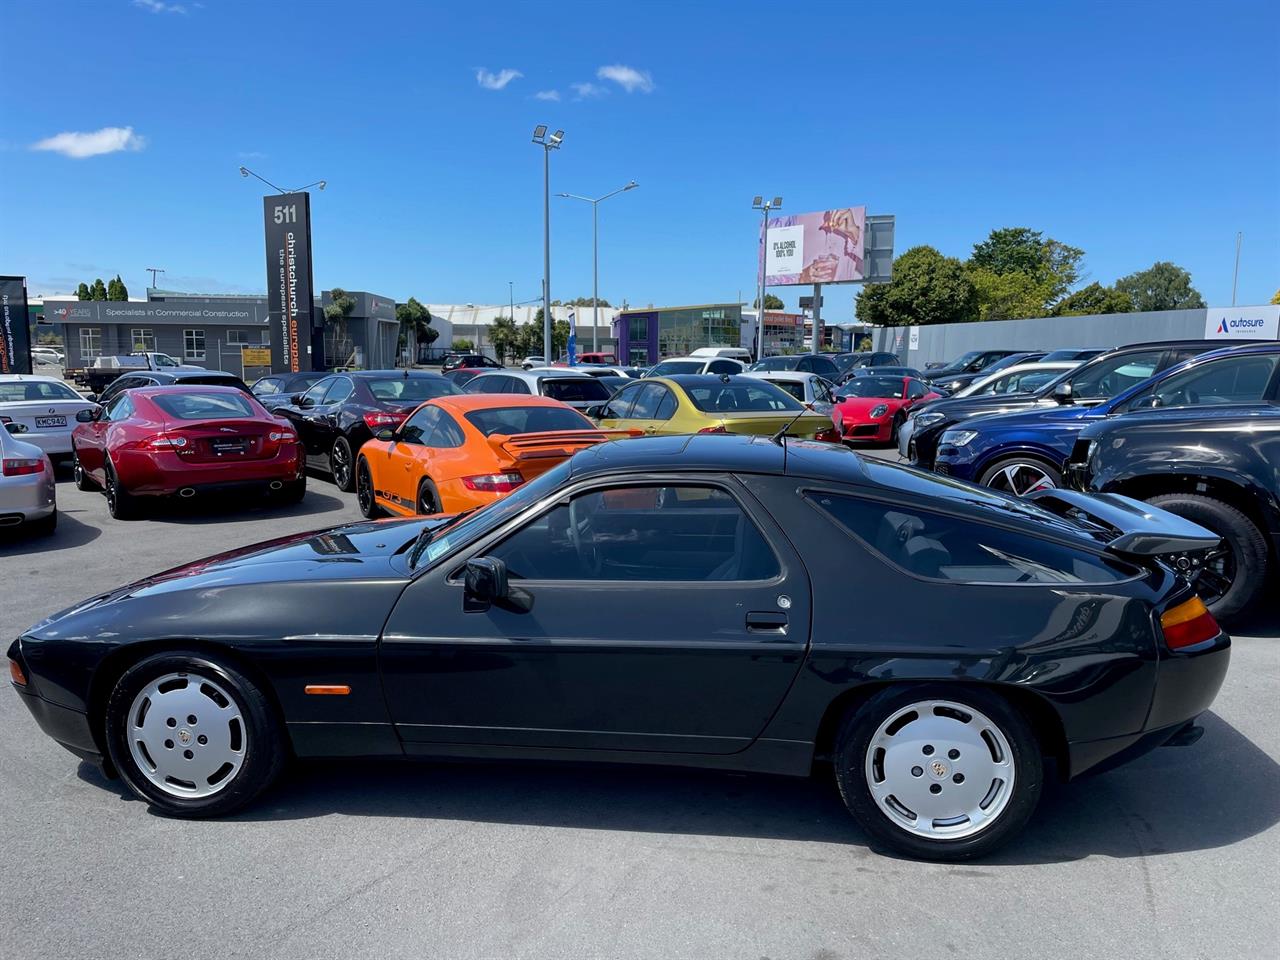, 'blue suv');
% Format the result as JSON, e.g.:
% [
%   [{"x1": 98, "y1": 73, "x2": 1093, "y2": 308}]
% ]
[{"x1": 934, "y1": 344, "x2": 1280, "y2": 494}]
